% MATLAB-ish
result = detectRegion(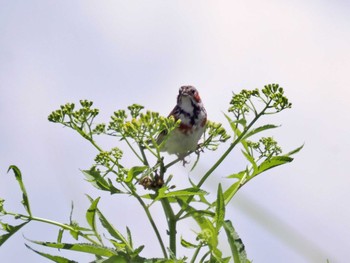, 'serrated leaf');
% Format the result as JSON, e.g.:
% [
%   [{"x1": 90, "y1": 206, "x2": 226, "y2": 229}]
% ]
[
  {"x1": 223, "y1": 220, "x2": 250, "y2": 263},
  {"x1": 215, "y1": 184, "x2": 225, "y2": 231},
  {"x1": 25, "y1": 244, "x2": 78, "y2": 263},
  {"x1": 0, "y1": 221, "x2": 29, "y2": 246},
  {"x1": 7, "y1": 165, "x2": 32, "y2": 216},
  {"x1": 242, "y1": 124, "x2": 279, "y2": 140}
]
